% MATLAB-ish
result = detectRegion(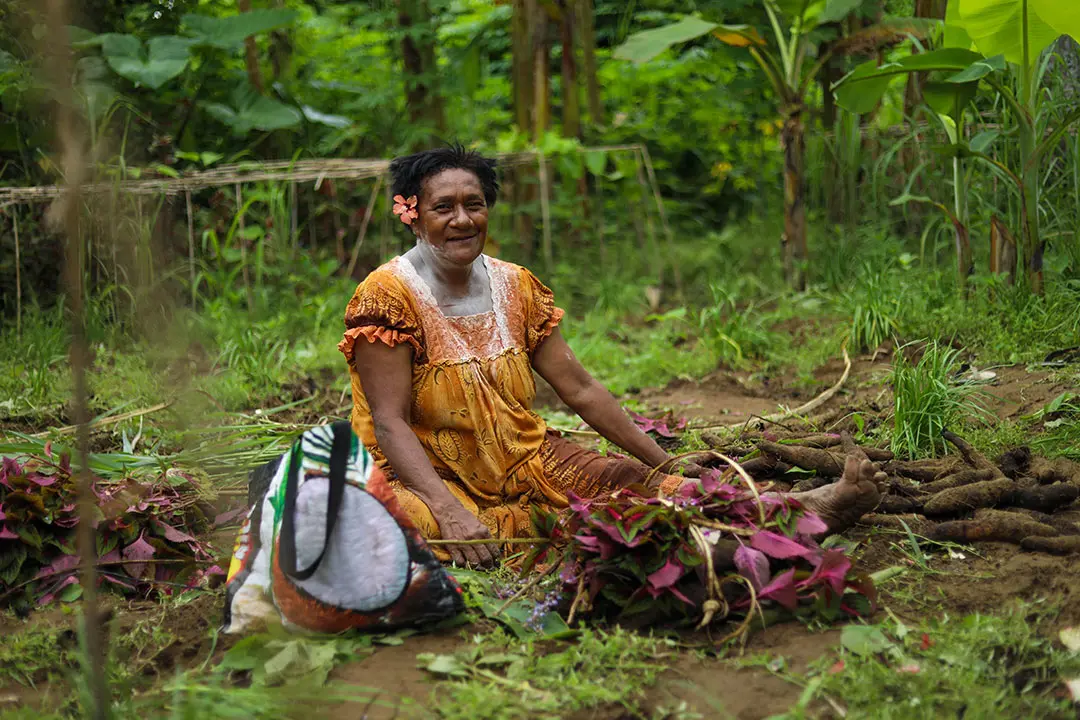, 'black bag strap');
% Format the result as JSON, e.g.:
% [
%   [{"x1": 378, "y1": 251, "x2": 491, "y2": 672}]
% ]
[{"x1": 278, "y1": 422, "x2": 352, "y2": 581}]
